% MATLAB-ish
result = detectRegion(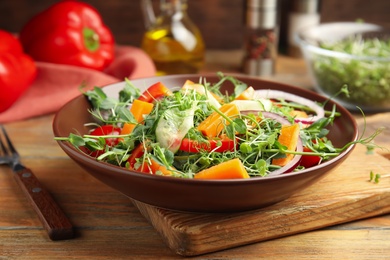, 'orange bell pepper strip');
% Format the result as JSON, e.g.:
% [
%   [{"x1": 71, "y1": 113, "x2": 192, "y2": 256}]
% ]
[
  {"x1": 120, "y1": 99, "x2": 154, "y2": 135},
  {"x1": 120, "y1": 123, "x2": 136, "y2": 137},
  {"x1": 194, "y1": 158, "x2": 250, "y2": 179},
  {"x1": 272, "y1": 124, "x2": 300, "y2": 167},
  {"x1": 140, "y1": 158, "x2": 175, "y2": 176},
  {"x1": 197, "y1": 103, "x2": 240, "y2": 137},
  {"x1": 289, "y1": 110, "x2": 309, "y2": 119},
  {"x1": 235, "y1": 86, "x2": 255, "y2": 100}
]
